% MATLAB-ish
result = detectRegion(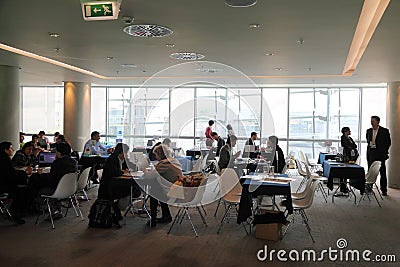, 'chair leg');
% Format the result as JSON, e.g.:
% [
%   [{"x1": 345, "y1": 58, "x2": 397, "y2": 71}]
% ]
[
  {"x1": 184, "y1": 208, "x2": 198, "y2": 237},
  {"x1": 69, "y1": 197, "x2": 79, "y2": 217},
  {"x1": 374, "y1": 183, "x2": 384, "y2": 200},
  {"x1": 371, "y1": 191, "x2": 382, "y2": 208},
  {"x1": 300, "y1": 210, "x2": 314, "y2": 243},
  {"x1": 217, "y1": 204, "x2": 232, "y2": 234},
  {"x1": 213, "y1": 198, "x2": 222, "y2": 217},
  {"x1": 46, "y1": 199, "x2": 55, "y2": 229},
  {"x1": 168, "y1": 207, "x2": 184, "y2": 235},
  {"x1": 196, "y1": 205, "x2": 207, "y2": 227},
  {"x1": 74, "y1": 195, "x2": 84, "y2": 220},
  {"x1": 0, "y1": 200, "x2": 13, "y2": 221},
  {"x1": 318, "y1": 183, "x2": 328, "y2": 203}
]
